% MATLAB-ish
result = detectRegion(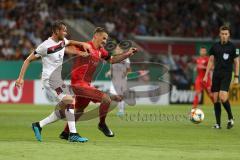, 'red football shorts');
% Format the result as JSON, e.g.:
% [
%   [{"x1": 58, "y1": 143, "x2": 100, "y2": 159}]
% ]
[{"x1": 71, "y1": 82, "x2": 104, "y2": 110}]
